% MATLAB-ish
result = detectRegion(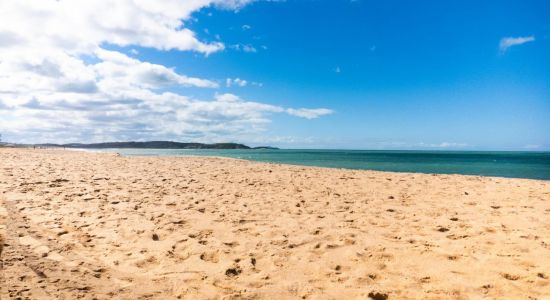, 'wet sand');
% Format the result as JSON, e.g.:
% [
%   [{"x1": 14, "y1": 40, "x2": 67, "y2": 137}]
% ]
[{"x1": 1, "y1": 149, "x2": 549, "y2": 299}]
